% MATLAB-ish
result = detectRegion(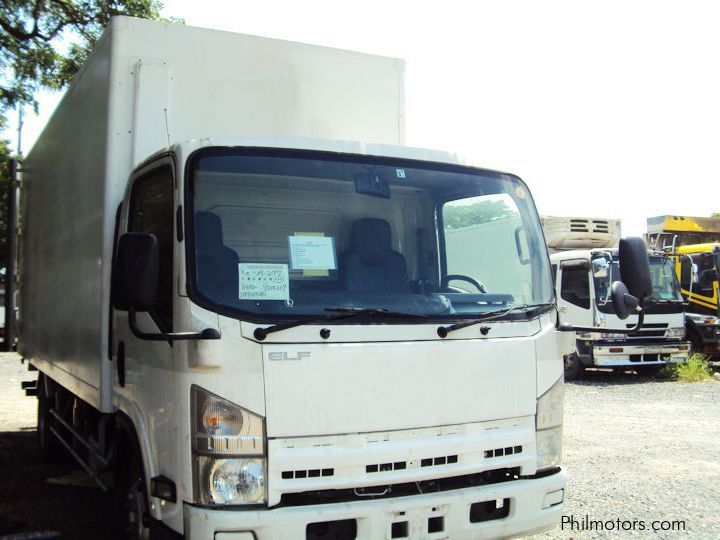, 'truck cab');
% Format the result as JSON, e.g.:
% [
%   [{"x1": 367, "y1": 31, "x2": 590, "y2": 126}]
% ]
[
  {"x1": 674, "y1": 243, "x2": 720, "y2": 356},
  {"x1": 552, "y1": 249, "x2": 690, "y2": 378},
  {"x1": 106, "y1": 137, "x2": 572, "y2": 538},
  {"x1": 646, "y1": 215, "x2": 720, "y2": 357}
]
